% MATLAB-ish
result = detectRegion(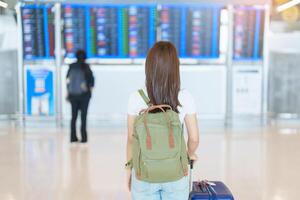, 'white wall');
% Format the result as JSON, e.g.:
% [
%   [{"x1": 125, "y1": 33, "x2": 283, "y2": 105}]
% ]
[
  {"x1": 268, "y1": 31, "x2": 300, "y2": 53},
  {"x1": 61, "y1": 65, "x2": 227, "y2": 121}
]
